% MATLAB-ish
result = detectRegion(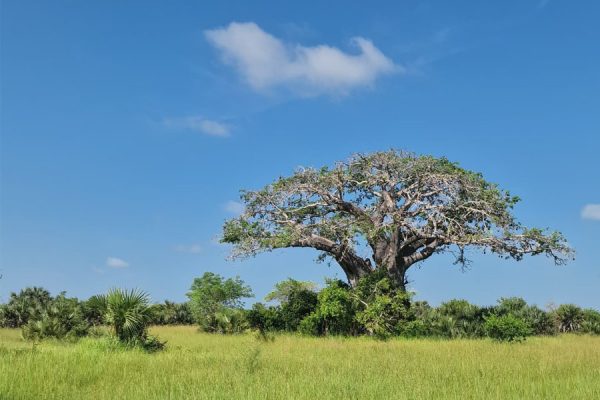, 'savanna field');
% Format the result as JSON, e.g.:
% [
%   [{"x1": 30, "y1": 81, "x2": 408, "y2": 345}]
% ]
[{"x1": 1, "y1": 326, "x2": 599, "y2": 400}]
